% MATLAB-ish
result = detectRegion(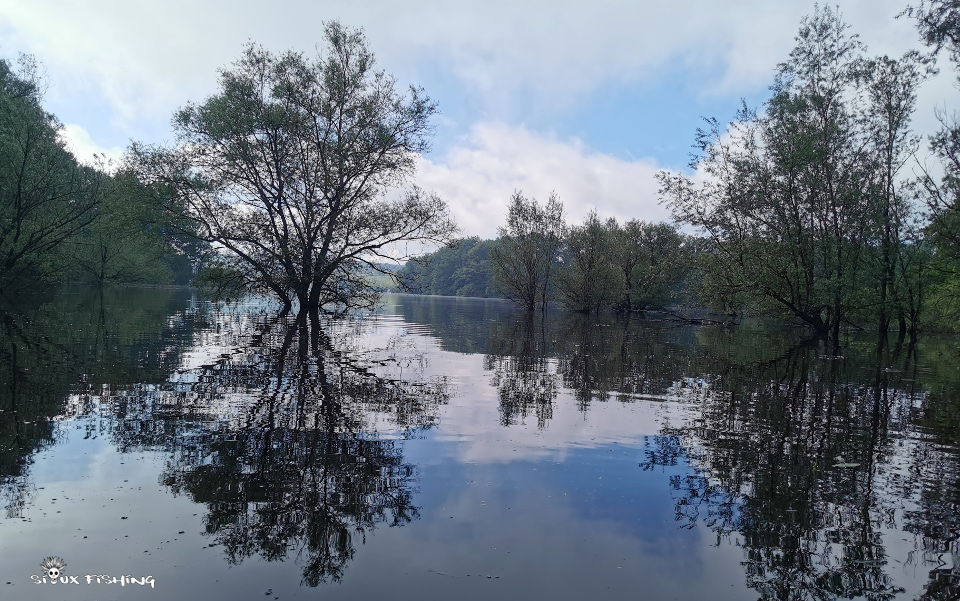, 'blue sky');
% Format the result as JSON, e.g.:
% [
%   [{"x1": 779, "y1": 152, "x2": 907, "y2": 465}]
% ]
[{"x1": 0, "y1": 0, "x2": 954, "y2": 237}]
